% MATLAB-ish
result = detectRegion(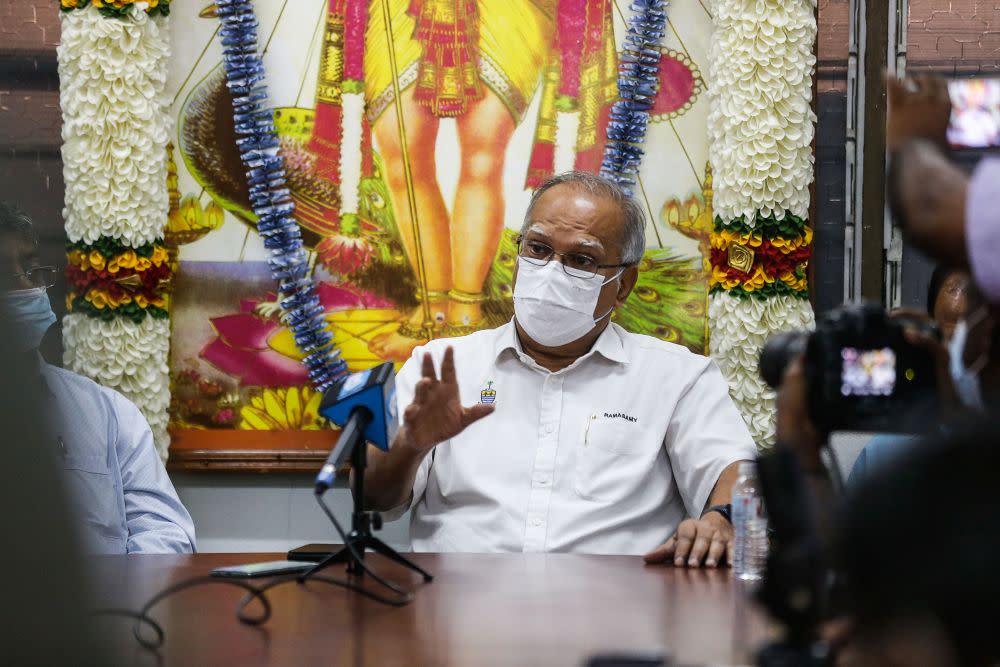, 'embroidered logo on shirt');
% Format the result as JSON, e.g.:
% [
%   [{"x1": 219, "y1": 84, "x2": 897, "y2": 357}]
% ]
[
  {"x1": 603, "y1": 412, "x2": 638, "y2": 423},
  {"x1": 480, "y1": 380, "x2": 497, "y2": 404}
]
